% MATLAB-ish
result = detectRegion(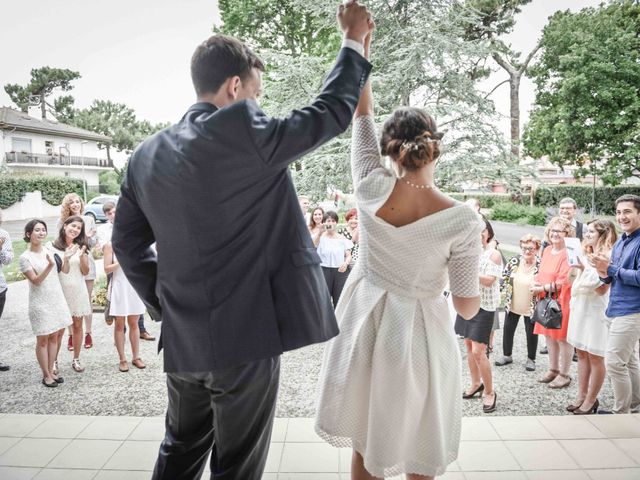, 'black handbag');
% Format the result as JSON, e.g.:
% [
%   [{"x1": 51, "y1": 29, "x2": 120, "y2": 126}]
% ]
[{"x1": 532, "y1": 292, "x2": 562, "y2": 329}]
